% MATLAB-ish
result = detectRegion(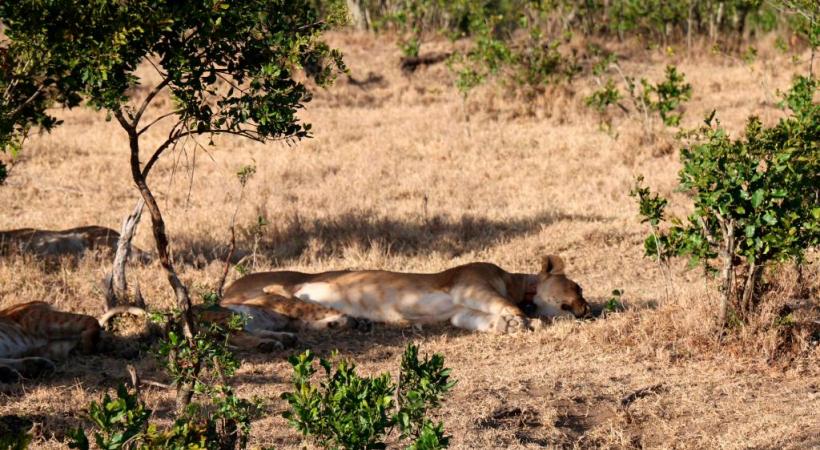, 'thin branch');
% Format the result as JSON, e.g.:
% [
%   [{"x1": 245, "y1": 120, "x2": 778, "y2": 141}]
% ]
[
  {"x1": 8, "y1": 84, "x2": 47, "y2": 119},
  {"x1": 132, "y1": 77, "x2": 171, "y2": 128},
  {"x1": 137, "y1": 110, "x2": 182, "y2": 136},
  {"x1": 145, "y1": 56, "x2": 166, "y2": 79},
  {"x1": 215, "y1": 72, "x2": 249, "y2": 95},
  {"x1": 114, "y1": 108, "x2": 135, "y2": 132},
  {"x1": 141, "y1": 126, "x2": 264, "y2": 179}
]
